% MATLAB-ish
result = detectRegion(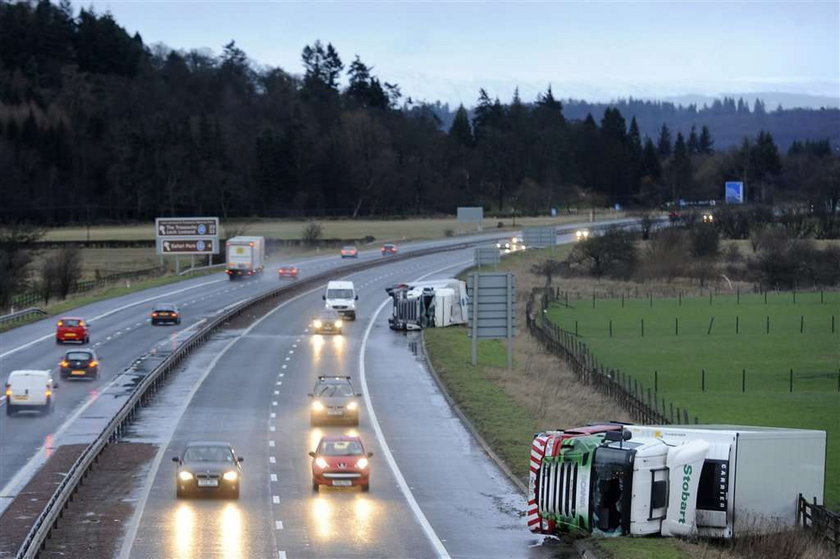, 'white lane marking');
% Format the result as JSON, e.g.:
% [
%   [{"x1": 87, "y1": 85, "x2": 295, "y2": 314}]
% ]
[
  {"x1": 275, "y1": 520, "x2": 283, "y2": 530},
  {"x1": 269, "y1": 440, "x2": 275, "y2": 447},
  {"x1": 357, "y1": 260, "x2": 470, "y2": 559},
  {"x1": 271, "y1": 412, "x2": 276, "y2": 418},
  {"x1": 270, "y1": 425, "x2": 276, "y2": 432},
  {"x1": 118, "y1": 281, "x2": 329, "y2": 559},
  {"x1": 271, "y1": 474, "x2": 277, "y2": 482},
  {"x1": 272, "y1": 401, "x2": 278, "y2": 406},
  {"x1": 270, "y1": 456, "x2": 276, "y2": 464},
  {"x1": 279, "y1": 373, "x2": 284, "y2": 377},
  {"x1": 281, "y1": 365, "x2": 287, "y2": 369},
  {"x1": 279, "y1": 552, "x2": 287, "y2": 559},
  {"x1": 273, "y1": 496, "x2": 280, "y2": 504},
  {"x1": 292, "y1": 344, "x2": 297, "y2": 348},
  {"x1": 0, "y1": 278, "x2": 224, "y2": 359},
  {"x1": 284, "y1": 357, "x2": 290, "y2": 361},
  {"x1": 275, "y1": 381, "x2": 281, "y2": 385},
  {"x1": 273, "y1": 390, "x2": 279, "y2": 395}
]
